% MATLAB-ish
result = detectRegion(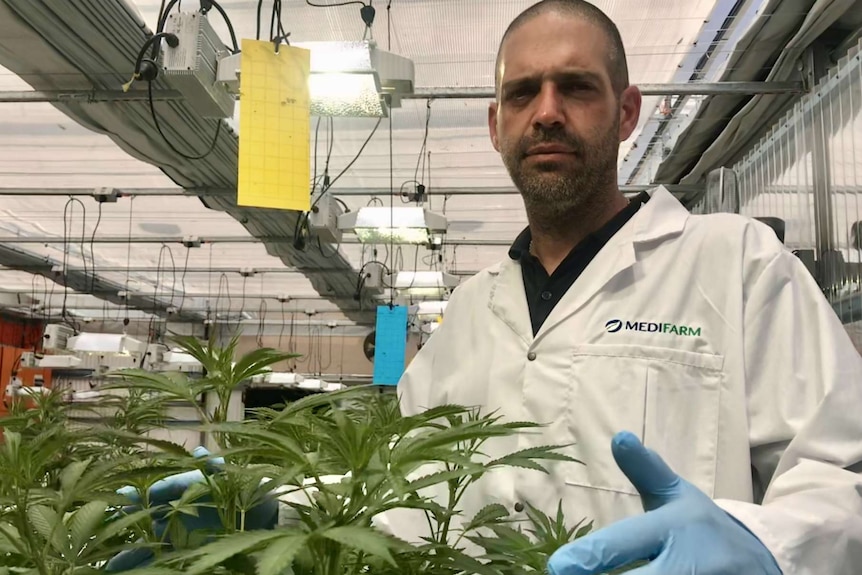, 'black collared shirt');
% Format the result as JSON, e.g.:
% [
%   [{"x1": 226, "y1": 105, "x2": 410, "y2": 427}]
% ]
[{"x1": 508, "y1": 192, "x2": 650, "y2": 335}]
